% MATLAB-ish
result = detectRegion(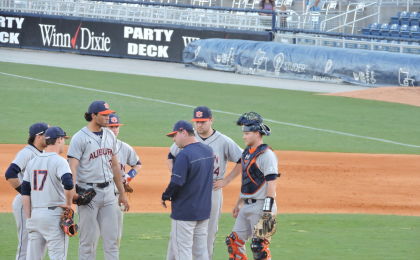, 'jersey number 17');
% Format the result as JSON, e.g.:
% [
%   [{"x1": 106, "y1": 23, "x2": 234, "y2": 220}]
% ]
[{"x1": 33, "y1": 170, "x2": 48, "y2": 191}]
